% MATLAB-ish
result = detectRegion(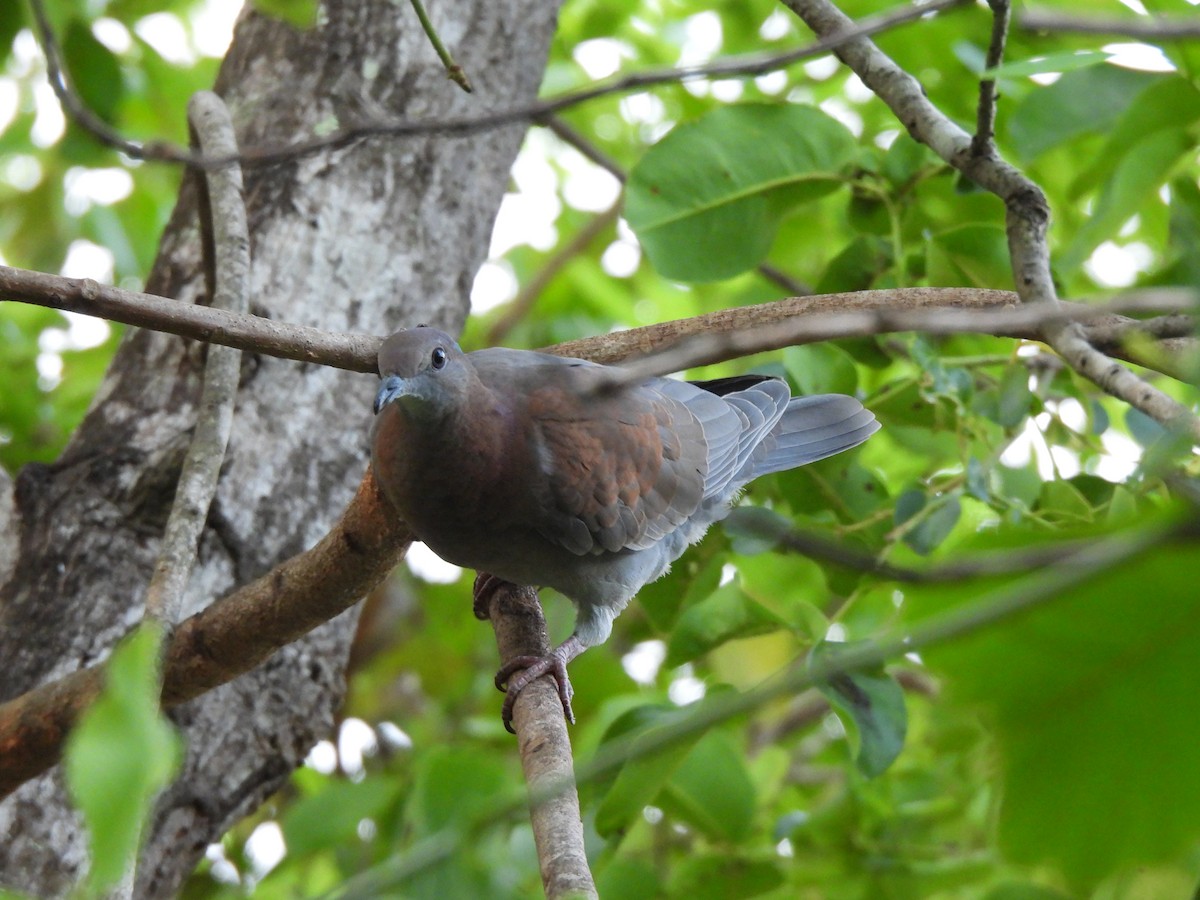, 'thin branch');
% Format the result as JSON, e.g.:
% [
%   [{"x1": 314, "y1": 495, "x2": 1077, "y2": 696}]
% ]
[
  {"x1": 0, "y1": 266, "x2": 382, "y2": 372},
  {"x1": 972, "y1": 0, "x2": 1010, "y2": 158},
  {"x1": 760, "y1": 522, "x2": 1114, "y2": 584},
  {"x1": 0, "y1": 468, "x2": 412, "y2": 799},
  {"x1": 28, "y1": 0, "x2": 147, "y2": 161},
  {"x1": 1017, "y1": 9, "x2": 1200, "y2": 40},
  {"x1": 480, "y1": 581, "x2": 596, "y2": 899},
  {"x1": 29, "y1": 0, "x2": 970, "y2": 170},
  {"x1": 780, "y1": 0, "x2": 1200, "y2": 439},
  {"x1": 408, "y1": 0, "x2": 473, "y2": 92},
  {"x1": 2, "y1": 267, "x2": 1194, "y2": 378},
  {"x1": 143, "y1": 93, "x2": 249, "y2": 625},
  {"x1": 556, "y1": 289, "x2": 1197, "y2": 385}
]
